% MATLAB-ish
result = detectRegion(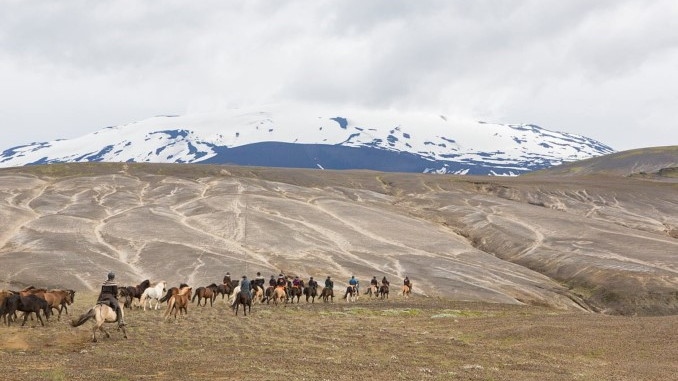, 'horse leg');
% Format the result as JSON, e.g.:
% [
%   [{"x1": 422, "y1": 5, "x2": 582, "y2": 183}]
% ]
[
  {"x1": 121, "y1": 325, "x2": 128, "y2": 339},
  {"x1": 21, "y1": 312, "x2": 29, "y2": 326},
  {"x1": 101, "y1": 325, "x2": 110, "y2": 339}
]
